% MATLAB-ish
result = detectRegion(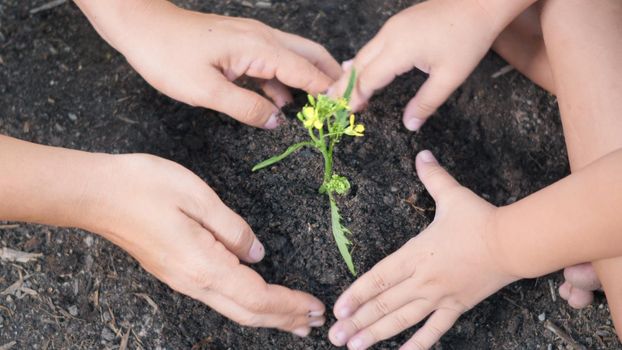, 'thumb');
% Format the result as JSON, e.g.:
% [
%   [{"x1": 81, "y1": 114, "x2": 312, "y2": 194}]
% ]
[
  {"x1": 415, "y1": 150, "x2": 460, "y2": 202},
  {"x1": 403, "y1": 72, "x2": 461, "y2": 131}
]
